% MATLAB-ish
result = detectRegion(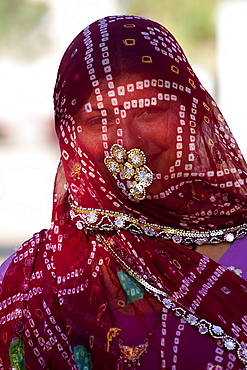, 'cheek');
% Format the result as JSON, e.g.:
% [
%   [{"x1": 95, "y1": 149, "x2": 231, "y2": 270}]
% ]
[
  {"x1": 141, "y1": 115, "x2": 178, "y2": 149},
  {"x1": 77, "y1": 131, "x2": 103, "y2": 157},
  {"x1": 77, "y1": 132, "x2": 111, "y2": 177},
  {"x1": 90, "y1": 142, "x2": 103, "y2": 156}
]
